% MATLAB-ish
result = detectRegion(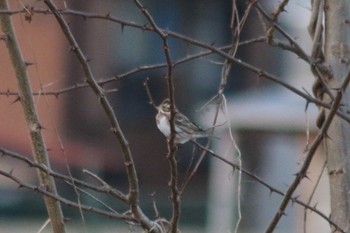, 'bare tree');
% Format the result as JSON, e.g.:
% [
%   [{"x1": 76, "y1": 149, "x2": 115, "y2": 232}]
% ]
[{"x1": 0, "y1": 0, "x2": 350, "y2": 233}]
